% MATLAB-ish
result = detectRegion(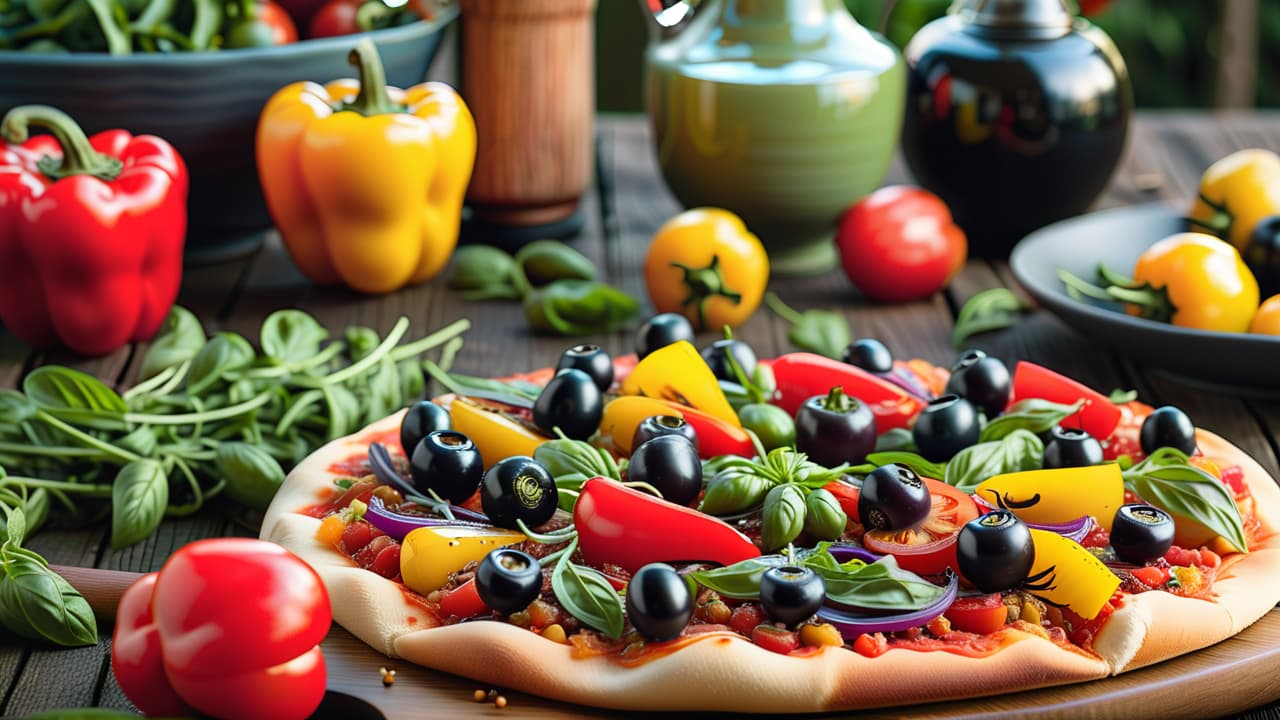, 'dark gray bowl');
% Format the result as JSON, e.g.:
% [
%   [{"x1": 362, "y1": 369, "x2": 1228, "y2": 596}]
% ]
[{"x1": 0, "y1": 8, "x2": 457, "y2": 262}]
